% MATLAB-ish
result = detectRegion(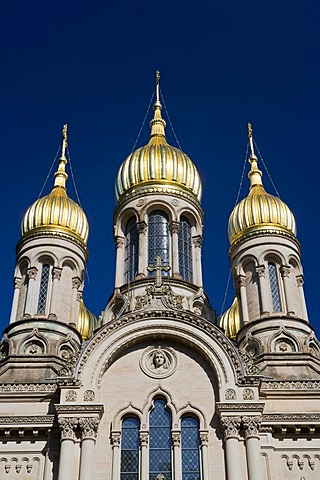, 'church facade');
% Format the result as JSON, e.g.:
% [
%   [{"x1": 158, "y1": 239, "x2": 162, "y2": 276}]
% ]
[{"x1": 0, "y1": 75, "x2": 320, "y2": 480}]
